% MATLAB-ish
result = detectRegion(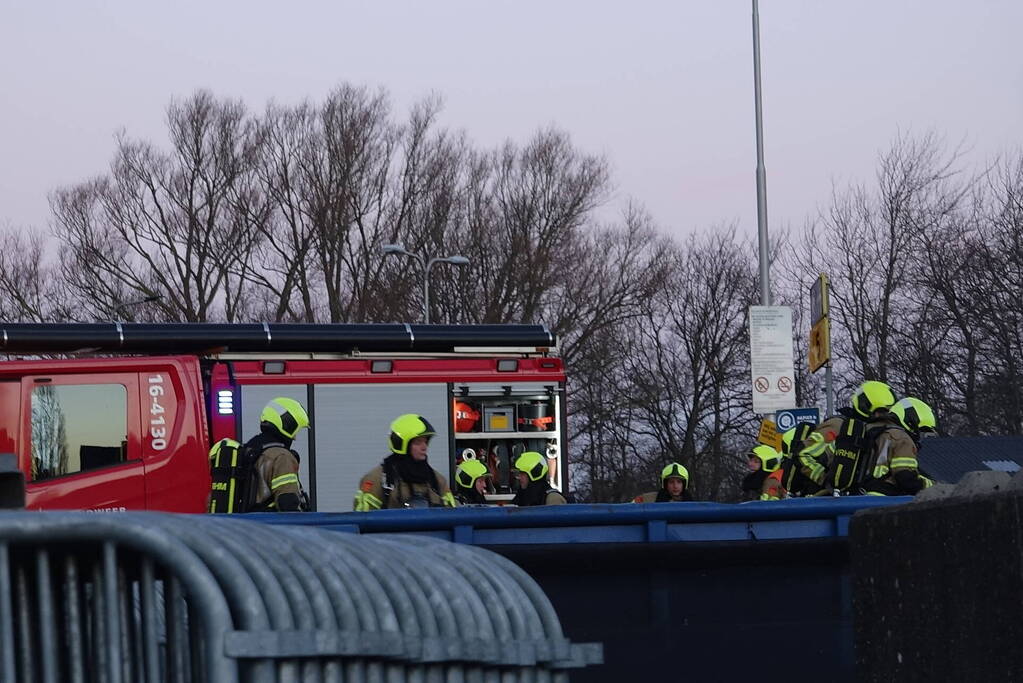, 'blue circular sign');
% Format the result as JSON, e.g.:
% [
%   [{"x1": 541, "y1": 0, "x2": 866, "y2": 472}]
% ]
[{"x1": 776, "y1": 411, "x2": 796, "y2": 430}]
